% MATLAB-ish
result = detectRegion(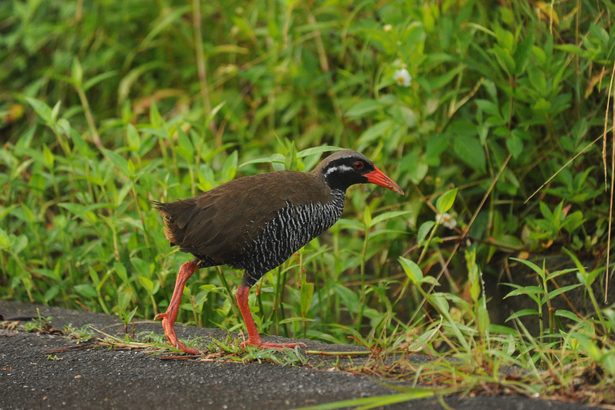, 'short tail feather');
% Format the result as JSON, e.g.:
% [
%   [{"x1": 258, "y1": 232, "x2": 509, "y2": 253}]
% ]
[{"x1": 152, "y1": 199, "x2": 197, "y2": 246}]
